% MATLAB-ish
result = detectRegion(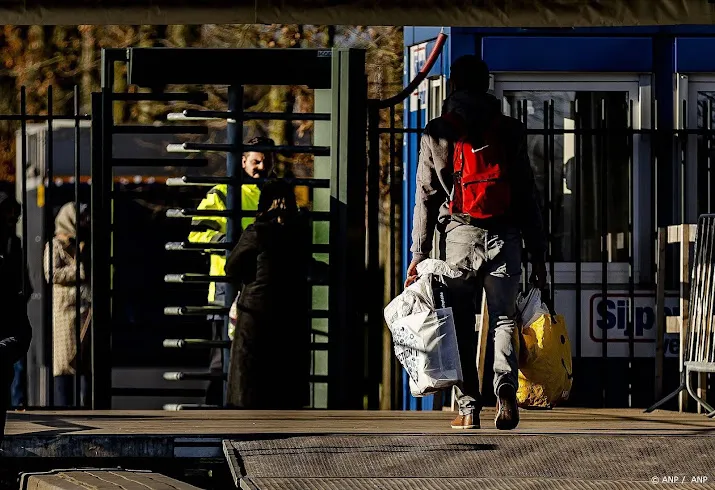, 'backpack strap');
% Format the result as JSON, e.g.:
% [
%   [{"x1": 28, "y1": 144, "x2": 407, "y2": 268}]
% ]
[{"x1": 441, "y1": 112, "x2": 467, "y2": 176}]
